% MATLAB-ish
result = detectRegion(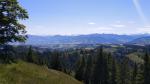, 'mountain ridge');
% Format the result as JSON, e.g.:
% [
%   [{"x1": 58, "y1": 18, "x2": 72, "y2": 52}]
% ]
[
  {"x1": 19, "y1": 34, "x2": 150, "y2": 45},
  {"x1": 128, "y1": 36, "x2": 150, "y2": 45}
]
